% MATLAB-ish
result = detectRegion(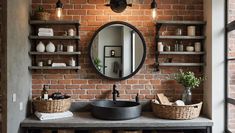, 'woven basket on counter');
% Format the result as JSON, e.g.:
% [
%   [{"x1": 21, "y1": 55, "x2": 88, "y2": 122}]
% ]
[
  {"x1": 151, "y1": 100, "x2": 202, "y2": 120},
  {"x1": 35, "y1": 12, "x2": 50, "y2": 20},
  {"x1": 33, "y1": 97, "x2": 71, "y2": 113}
]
